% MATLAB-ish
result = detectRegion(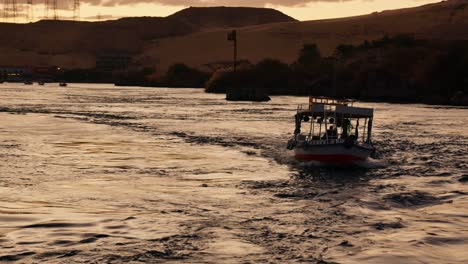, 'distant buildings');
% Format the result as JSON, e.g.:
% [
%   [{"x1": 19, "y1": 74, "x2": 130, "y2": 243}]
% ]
[
  {"x1": 0, "y1": 66, "x2": 60, "y2": 82},
  {"x1": 0, "y1": 67, "x2": 33, "y2": 82}
]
